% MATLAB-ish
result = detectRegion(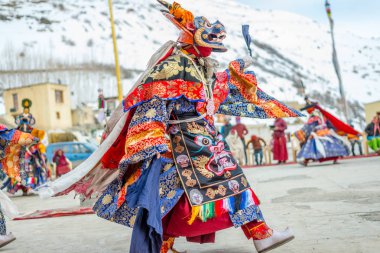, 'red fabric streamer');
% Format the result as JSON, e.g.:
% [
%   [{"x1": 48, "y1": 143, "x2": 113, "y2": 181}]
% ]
[{"x1": 315, "y1": 104, "x2": 360, "y2": 135}]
